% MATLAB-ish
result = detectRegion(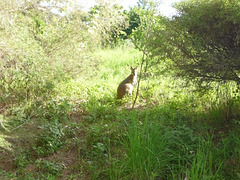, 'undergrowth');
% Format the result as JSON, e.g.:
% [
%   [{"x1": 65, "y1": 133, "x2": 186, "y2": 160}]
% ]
[{"x1": 0, "y1": 46, "x2": 240, "y2": 179}]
